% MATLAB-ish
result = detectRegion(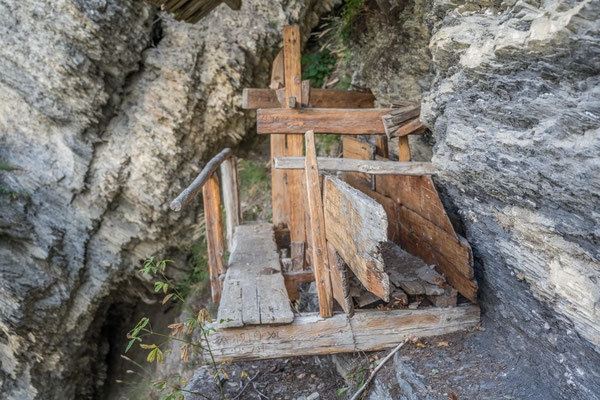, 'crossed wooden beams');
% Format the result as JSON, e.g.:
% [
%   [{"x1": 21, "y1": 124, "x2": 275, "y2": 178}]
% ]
[{"x1": 242, "y1": 26, "x2": 428, "y2": 318}]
